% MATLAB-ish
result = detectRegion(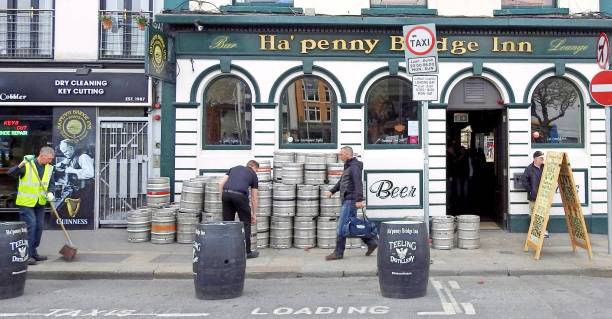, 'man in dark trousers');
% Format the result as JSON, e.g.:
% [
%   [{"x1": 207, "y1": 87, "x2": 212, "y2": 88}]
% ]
[
  {"x1": 520, "y1": 150, "x2": 549, "y2": 238},
  {"x1": 325, "y1": 146, "x2": 377, "y2": 261},
  {"x1": 9, "y1": 146, "x2": 56, "y2": 265},
  {"x1": 219, "y1": 160, "x2": 260, "y2": 259}
]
